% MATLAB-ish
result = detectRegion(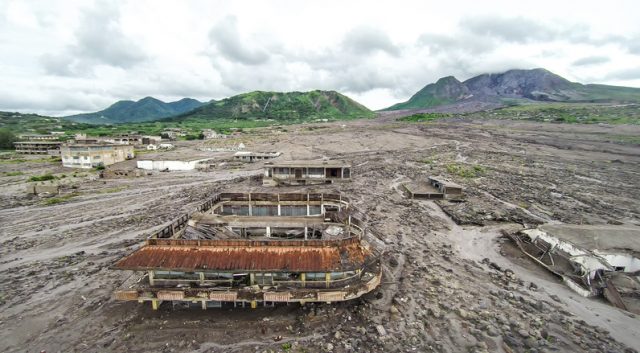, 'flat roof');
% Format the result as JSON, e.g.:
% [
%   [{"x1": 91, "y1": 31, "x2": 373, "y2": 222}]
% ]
[
  {"x1": 14, "y1": 141, "x2": 62, "y2": 145},
  {"x1": 403, "y1": 182, "x2": 442, "y2": 195},
  {"x1": 62, "y1": 143, "x2": 133, "y2": 148},
  {"x1": 539, "y1": 224, "x2": 640, "y2": 254},
  {"x1": 234, "y1": 151, "x2": 281, "y2": 156},
  {"x1": 265, "y1": 160, "x2": 350, "y2": 168},
  {"x1": 113, "y1": 241, "x2": 368, "y2": 272},
  {"x1": 429, "y1": 176, "x2": 463, "y2": 189}
]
